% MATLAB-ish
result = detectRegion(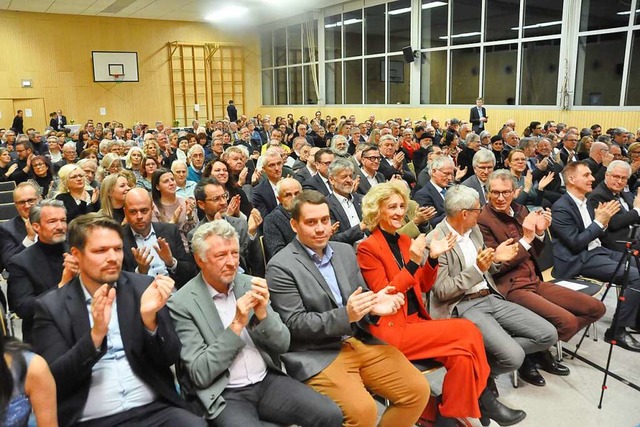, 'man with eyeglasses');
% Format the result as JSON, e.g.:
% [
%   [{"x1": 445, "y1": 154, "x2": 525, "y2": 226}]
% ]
[
  {"x1": 587, "y1": 160, "x2": 640, "y2": 253},
  {"x1": 121, "y1": 188, "x2": 196, "y2": 289},
  {"x1": 428, "y1": 185, "x2": 556, "y2": 401},
  {"x1": 192, "y1": 177, "x2": 263, "y2": 276},
  {"x1": 558, "y1": 132, "x2": 579, "y2": 166},
  {"x1": 584, "y1": 141, "x2": 614, "y2": 187},
  {"x1": 356, "y1": 145, "x2": 385, "y2": 195},
  {"x1": 9, "y1": 138, "x2": 34, "y2": 184},
  {"x1": 0, "y1": 182, "x2": 41, "y2": 271},
  {"x1": 552, "y1": 161, "x2": 640, "y2": 352},
  {"x1": 414, "y1": 155, "x2": 455, "y2": 227},
  {"x1": 303, "y1": 148, "x2": 334, "y2": 197},
  {"x1": 478, "y1": 170, "x2": 605, "y2": 385},
  {"x1": 462, "y1": 150, "x2": 495, "y2": 206}
]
